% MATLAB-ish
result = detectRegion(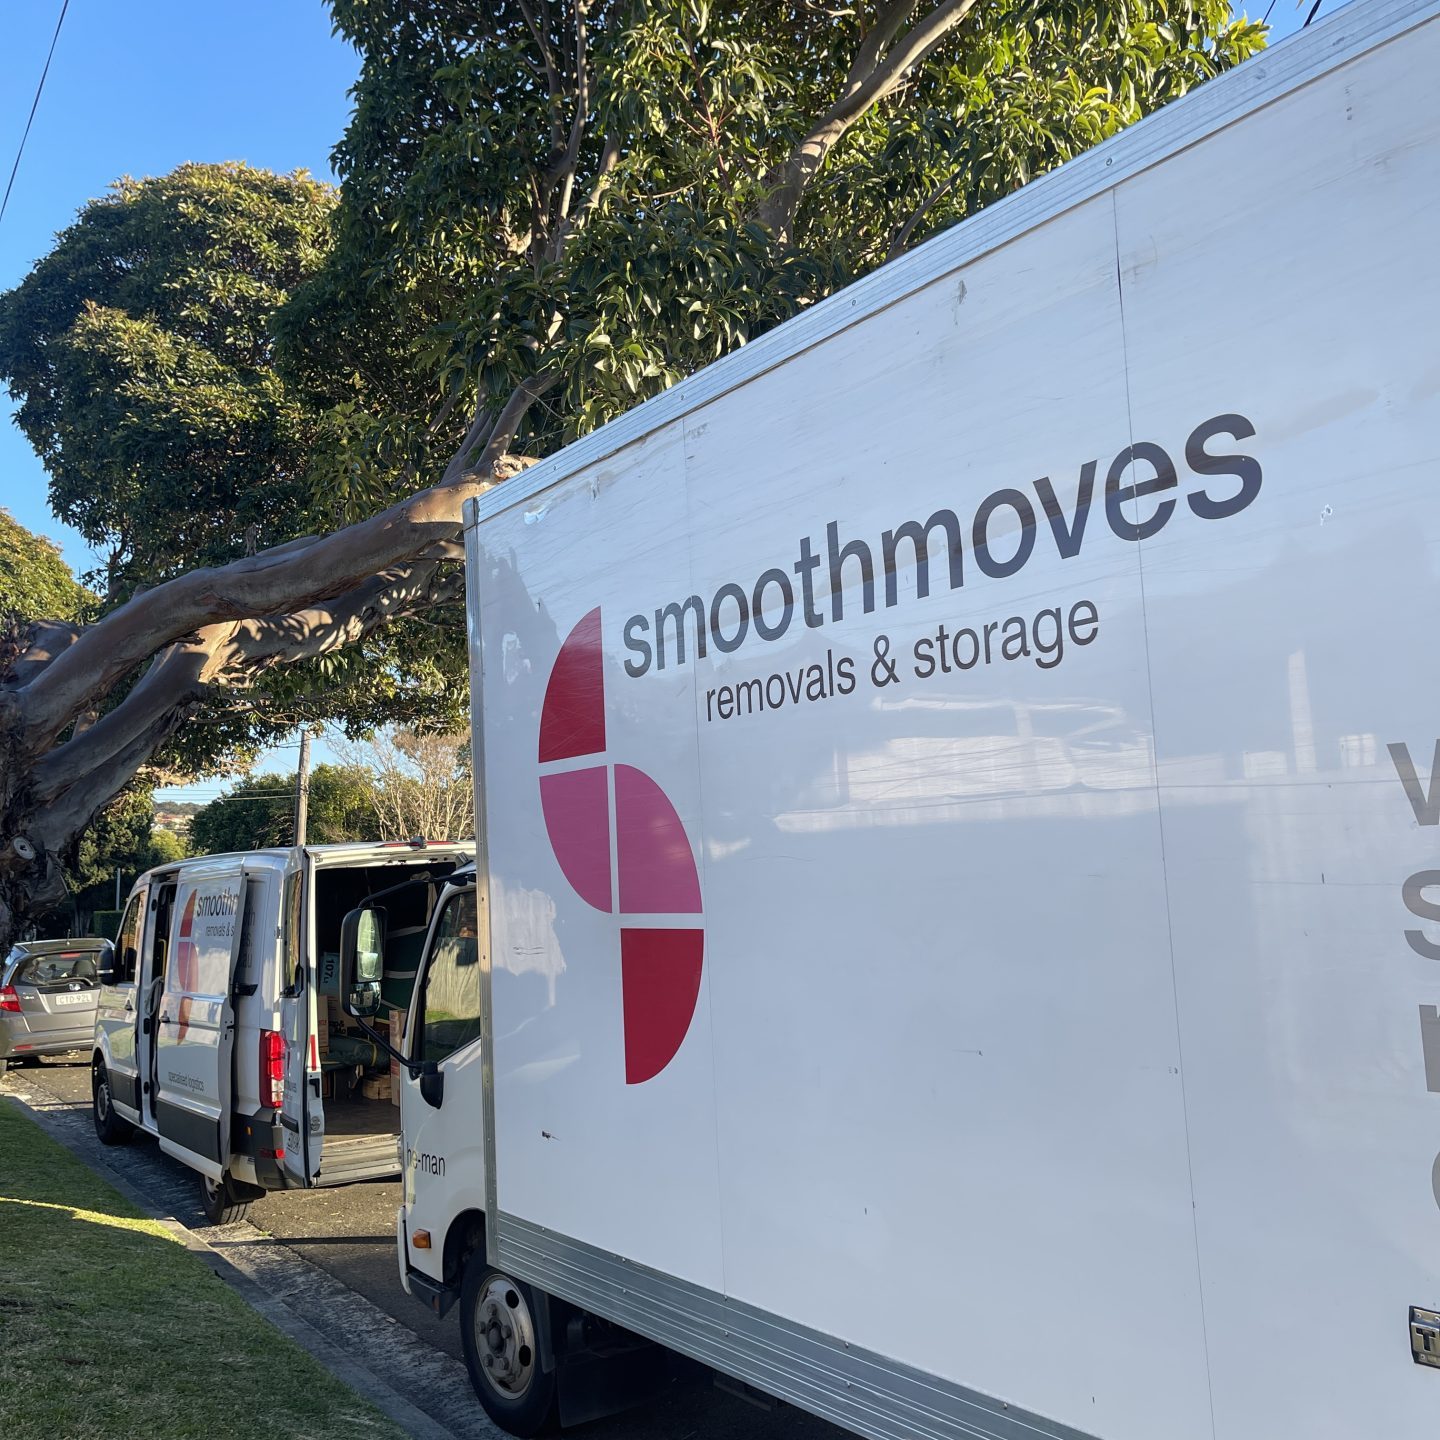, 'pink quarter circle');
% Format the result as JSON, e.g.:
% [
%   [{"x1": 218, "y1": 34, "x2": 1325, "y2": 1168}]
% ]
[
  {"x1": 539, "y1": 607, "x2": 606, "y2": 762},
  {"x1": 615, "y1": 764, "x2": 702, "y2": 914},
  {"x1": 540, "y1": 766, "x2": 612, "y2": 912},
  {"x1": 621, "y1": 927, "x2": 704, "y2": 1085}
]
